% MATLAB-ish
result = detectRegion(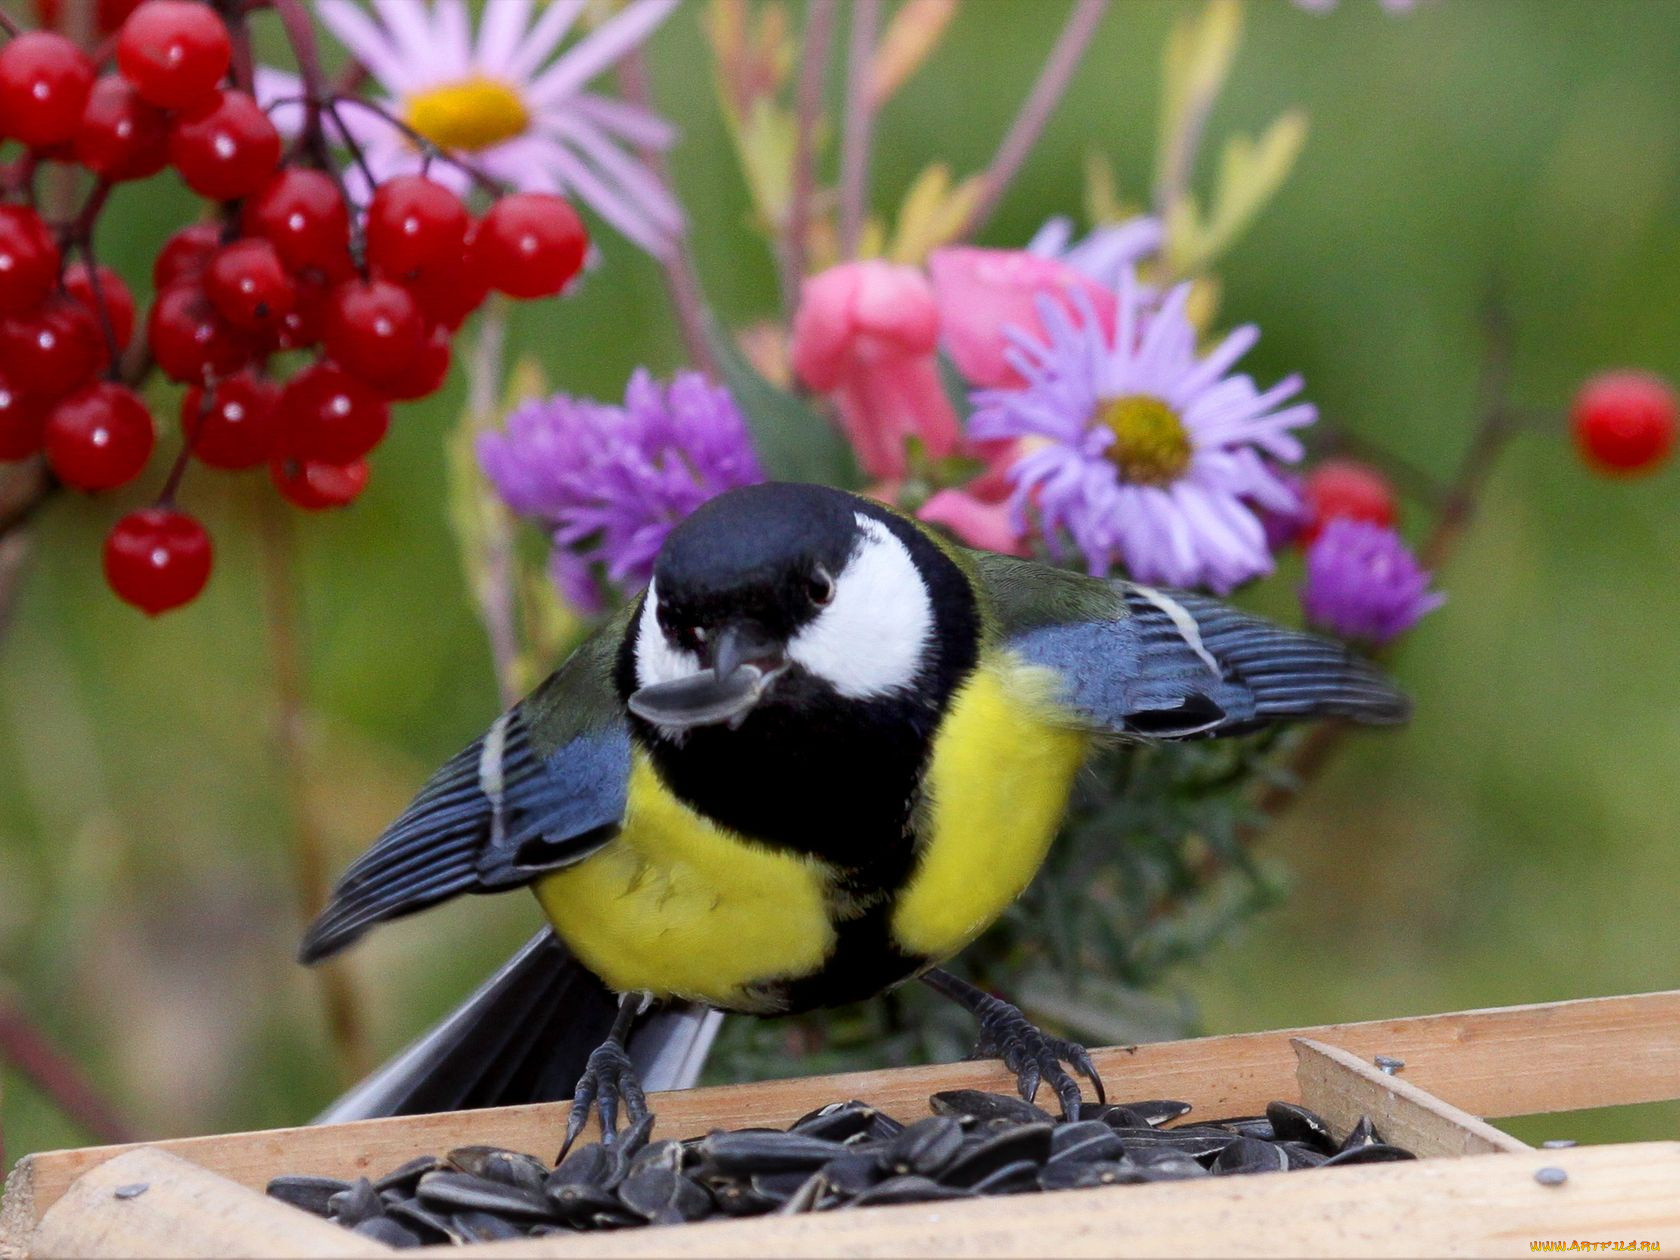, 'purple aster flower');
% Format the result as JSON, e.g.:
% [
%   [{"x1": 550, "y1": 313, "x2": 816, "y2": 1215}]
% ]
[
  {"x1": 479, "y1": 370, "x2": 764, "y2": 611},
  {"x1": 1300, "y1": 519, "x2": 1444, "y2": 645},
  {"x1": 1026, "y1": 215, "x2": 1164, "y2": 290},
  {"x1": 969, "y1": 270, "x2": 1313, "y2": 594}
]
